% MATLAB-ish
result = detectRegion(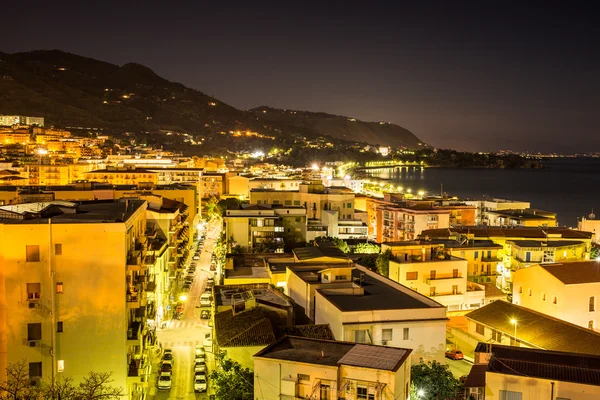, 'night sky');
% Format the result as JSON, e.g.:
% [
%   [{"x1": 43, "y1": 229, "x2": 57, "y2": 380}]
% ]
[{"x1": 1, "y1": 2, "x2": 598, "y2": 153}]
